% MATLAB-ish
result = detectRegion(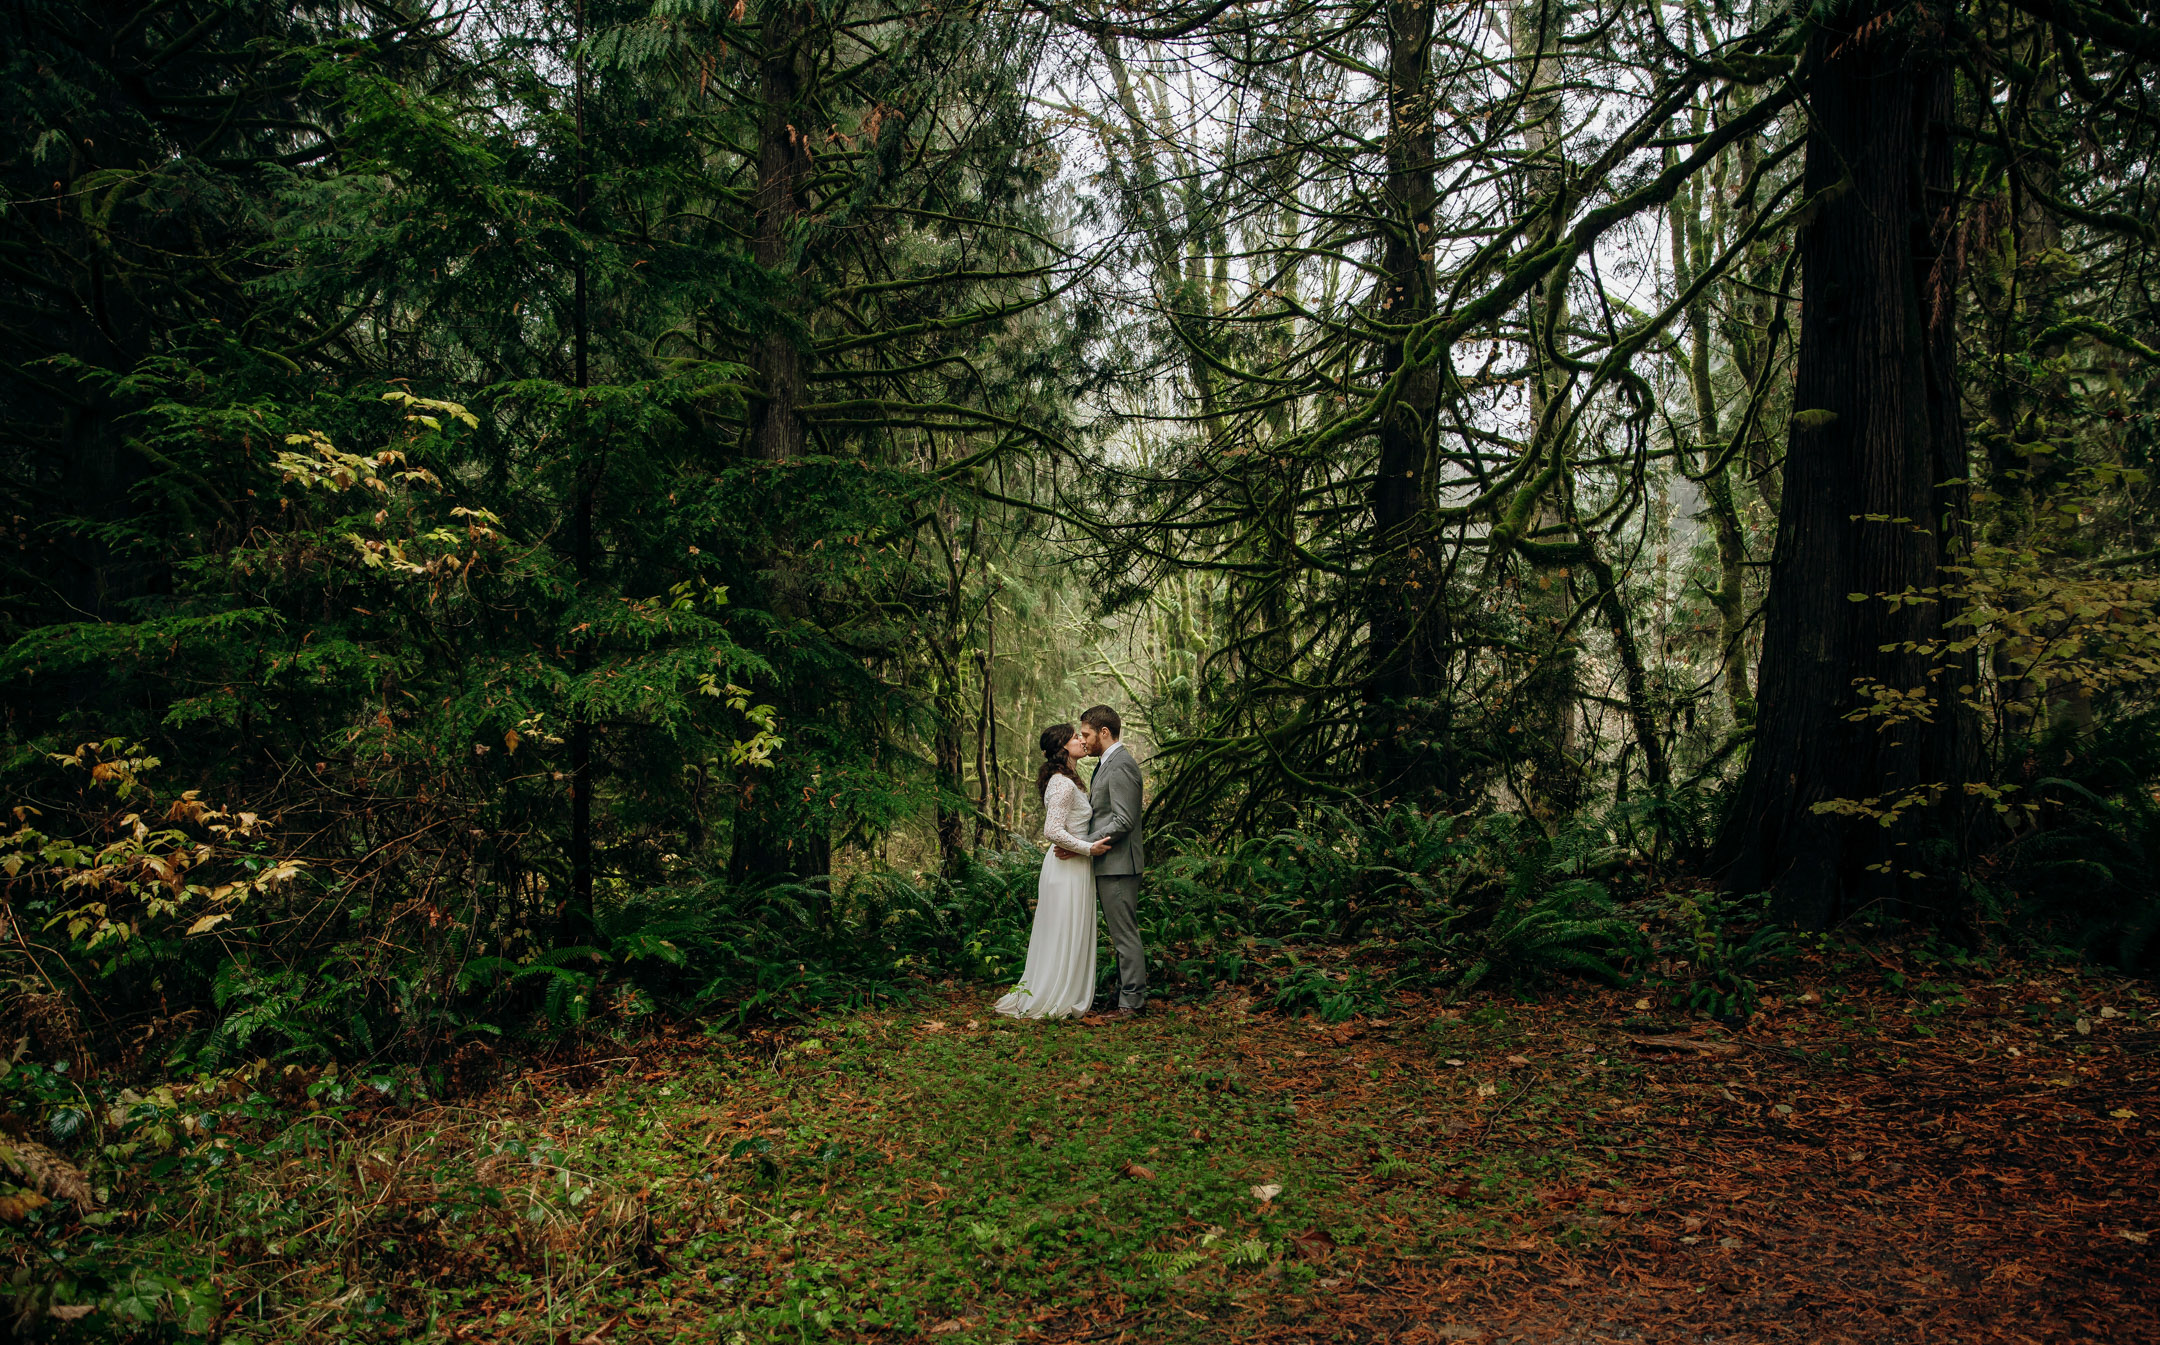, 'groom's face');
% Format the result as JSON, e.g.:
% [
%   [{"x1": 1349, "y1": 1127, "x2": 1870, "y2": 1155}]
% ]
[{"x1": 1078, "y1": 724, "x2": 1105, "y2": 757}]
